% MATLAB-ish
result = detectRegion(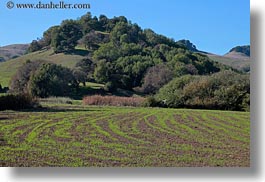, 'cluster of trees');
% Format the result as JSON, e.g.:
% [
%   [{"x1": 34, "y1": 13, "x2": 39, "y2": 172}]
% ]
[
  {"x1": 26, "y1": 12, "x2": 222, "y2": 93},
  {"x1": 9, "y1": 60, "x2": 89, "y2": 98},
  {"x1": 152, "y1": 70, "x2": 250, "y2": 111}
]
